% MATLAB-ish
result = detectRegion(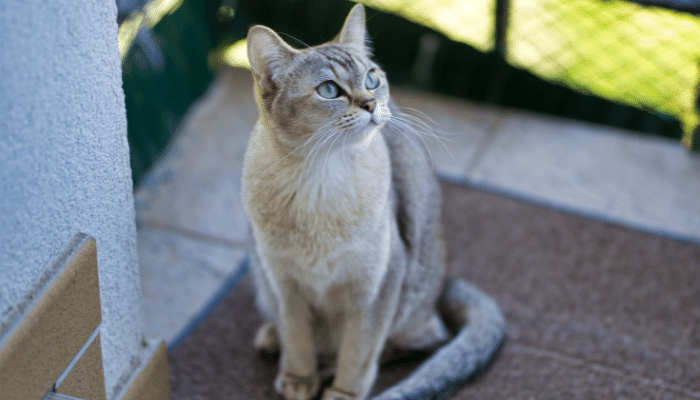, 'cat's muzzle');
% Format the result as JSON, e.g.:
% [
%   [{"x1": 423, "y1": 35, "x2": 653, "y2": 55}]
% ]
[{"x1": 371, "y1": 107, "x2": 391, "y2": 125}]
